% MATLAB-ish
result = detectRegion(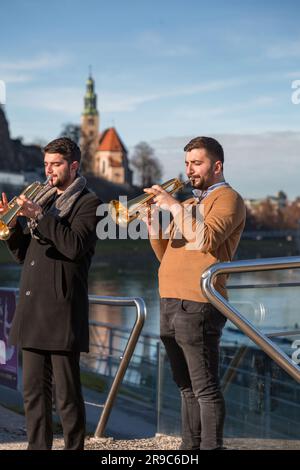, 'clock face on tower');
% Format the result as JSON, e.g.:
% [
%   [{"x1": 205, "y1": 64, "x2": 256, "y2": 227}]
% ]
[{"x1": 88, "y1": 118, "x2": 94, "y2": 126}]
